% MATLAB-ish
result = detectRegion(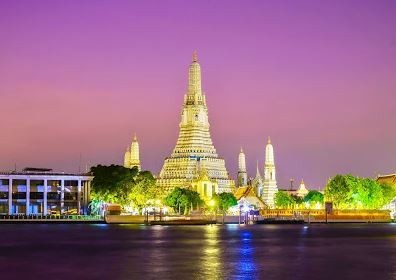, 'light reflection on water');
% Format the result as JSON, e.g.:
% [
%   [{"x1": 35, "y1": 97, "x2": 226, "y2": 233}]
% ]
[
  {"x1": 201, "y1": 225, "x2": 221, "y2": 278},
  {"x1": 238, "y1": 230, "x2": 256, "y2": 277},
  {"x1": 1, "y1": 224, "x2": 396, "y2": 279}
]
